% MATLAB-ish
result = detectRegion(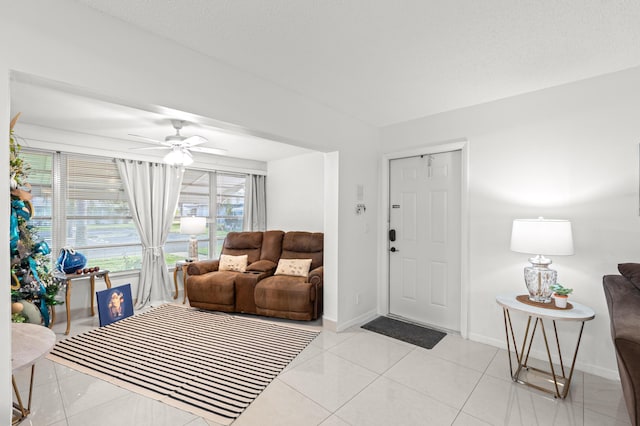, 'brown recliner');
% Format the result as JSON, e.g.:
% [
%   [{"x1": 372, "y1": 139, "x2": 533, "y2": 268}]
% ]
[
  {"x1": 187, "y1": 231, "x2": 284, "y2": 313},
  {"x1": 603, "y1": 263, "x2": 640, "y2": 426},
  {"x1": 254, "y1": 232, "x2": 324, "y2": 321},
  {"x1": 186, "y1": 230, "x2": 323, "y2": 321}
]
